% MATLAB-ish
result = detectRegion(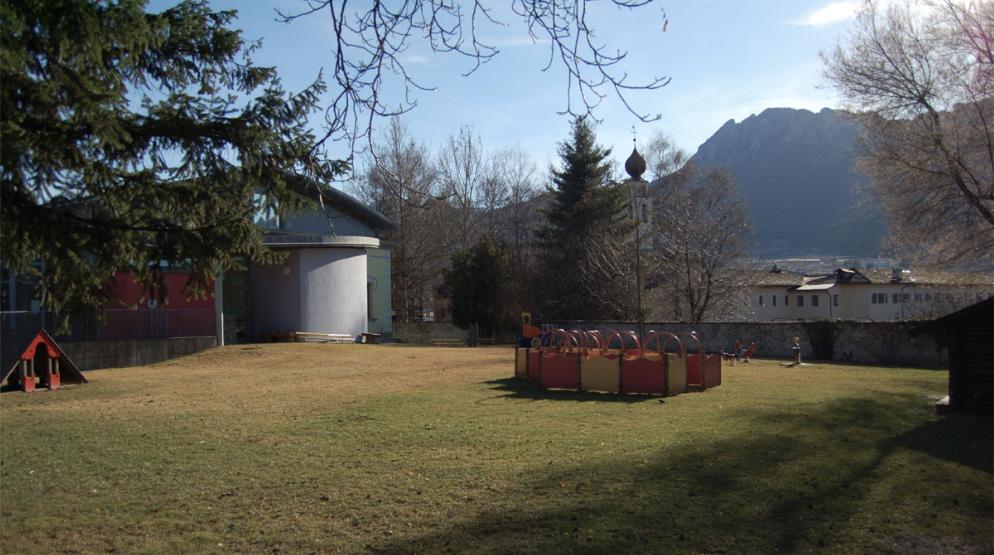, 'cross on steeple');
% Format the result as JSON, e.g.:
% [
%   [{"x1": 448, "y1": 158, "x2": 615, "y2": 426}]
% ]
[{"x1": 631, "y1": 124, "x2": 638, "y2": 145}]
